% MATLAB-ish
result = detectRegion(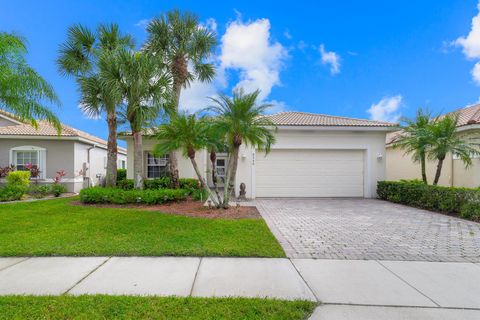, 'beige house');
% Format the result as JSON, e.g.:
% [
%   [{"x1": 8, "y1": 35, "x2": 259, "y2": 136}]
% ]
[
  {"x1": 120, "y1": 112, "x2": 396, "y2": 198},
  {"x1": 386, "y1": 104, "x2": 480, "y2": 188},
  {"x1": 0, "y1": 110, "x2": 127, "y2": 192}
]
